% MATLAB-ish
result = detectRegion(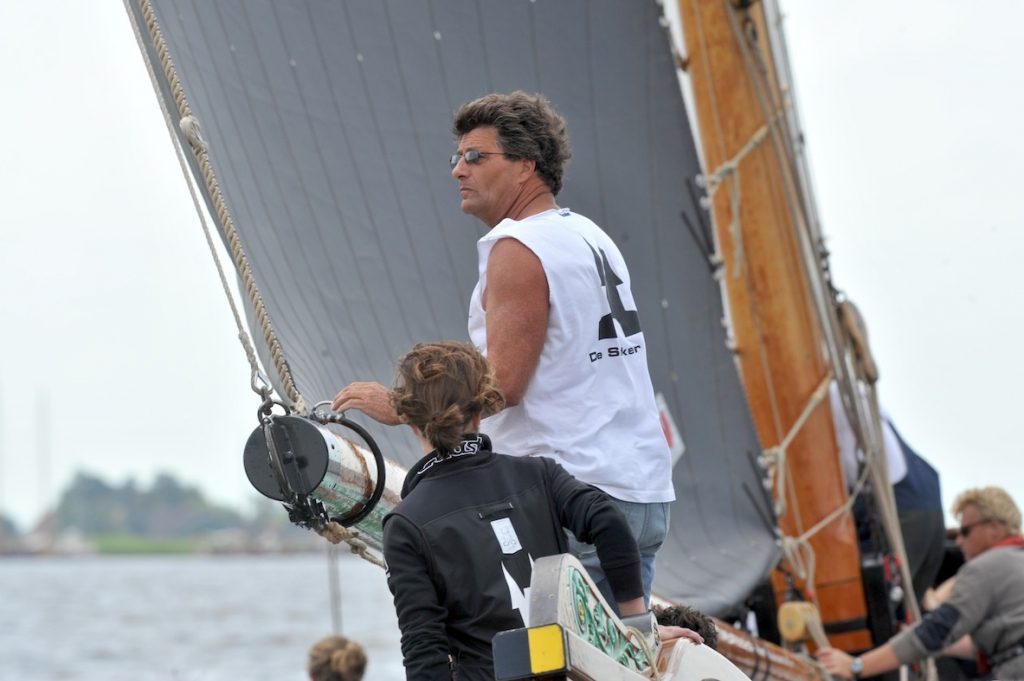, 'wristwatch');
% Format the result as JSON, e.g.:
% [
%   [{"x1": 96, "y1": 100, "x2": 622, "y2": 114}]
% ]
[{"x1": 850, "y1": 656, "x2": 864, "y2": 680}]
